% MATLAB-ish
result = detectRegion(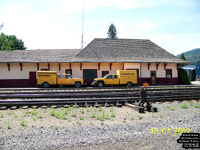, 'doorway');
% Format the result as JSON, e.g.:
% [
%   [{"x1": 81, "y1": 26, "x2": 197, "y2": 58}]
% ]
[
  {"x1": 29, "y1": 72, "x2": 37, "y2": 86},
  {"x1": 83, "y1": 69, "x2": 97, "y2": 85},
  {"x1": 150, "y1": 71, "x2": 156, "y2": 85}
]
